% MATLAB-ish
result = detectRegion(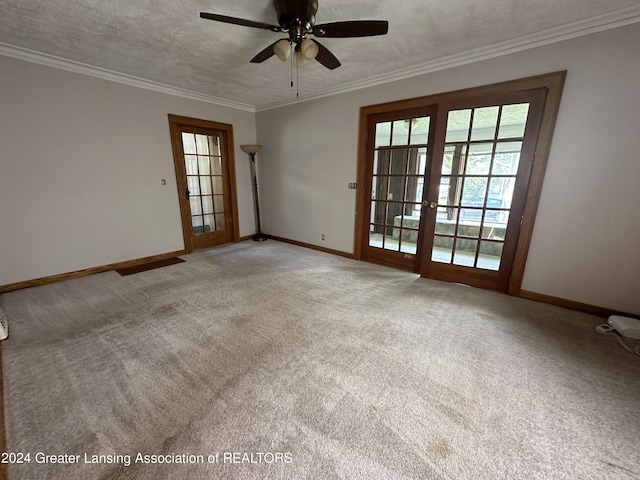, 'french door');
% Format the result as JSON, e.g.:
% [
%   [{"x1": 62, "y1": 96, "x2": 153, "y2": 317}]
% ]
[
  {"x1": 168, "y1": 115, "x2": 239, "y2": 252},
  {"x1": 358, "y1": 74, "x2": 561, "y2": 292},
  {"x1": 420, "y1": 90, "x2": 546, "y2": 291},
  {"x1": 360, "y1": 106, "x2": 437, "y2": 271}
]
